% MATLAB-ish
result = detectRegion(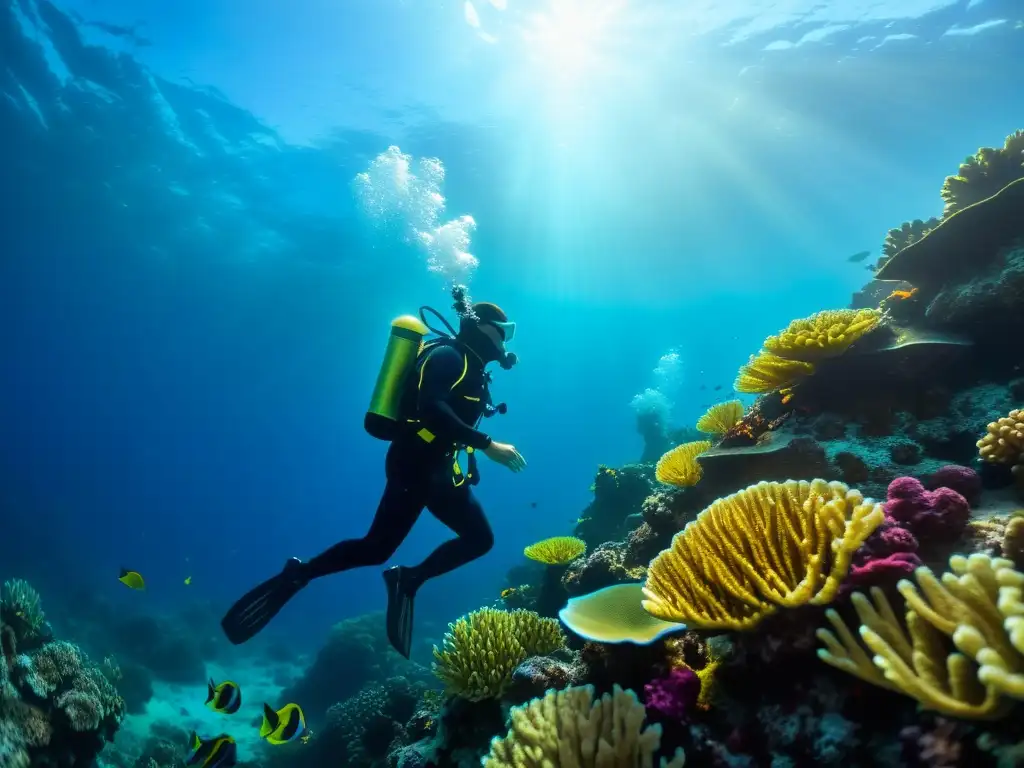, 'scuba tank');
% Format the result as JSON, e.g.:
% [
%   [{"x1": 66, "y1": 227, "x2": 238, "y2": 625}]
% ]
[{"x1": 364, "y1": 315, "x2": 430, "y2": 440}]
